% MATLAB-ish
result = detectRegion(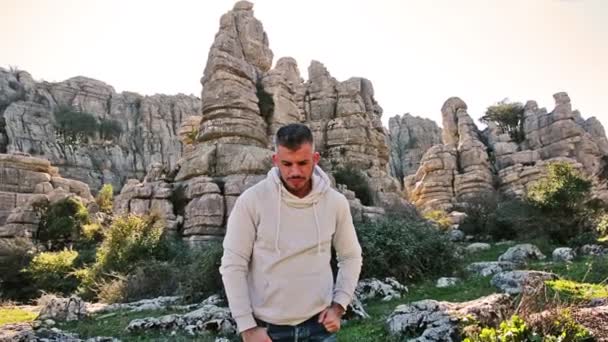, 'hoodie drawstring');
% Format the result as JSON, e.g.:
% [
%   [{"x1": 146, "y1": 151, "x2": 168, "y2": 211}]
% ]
[
  {"x1": 275, "y1": 183, "x2": 282, "y2": 255},
  {"x1": 312, "y1": 202, "x2": 322, "y2": 255}
]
